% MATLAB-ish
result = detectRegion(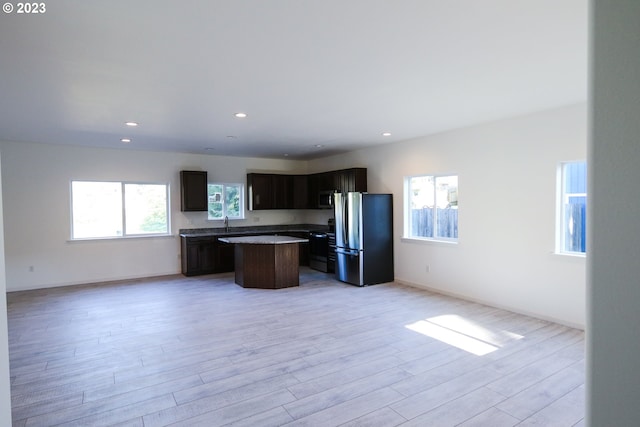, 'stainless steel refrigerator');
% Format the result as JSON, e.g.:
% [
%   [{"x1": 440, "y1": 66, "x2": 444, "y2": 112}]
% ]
[{"x1": 334, "y1": 192, "x2": 394, "y2": 286}]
